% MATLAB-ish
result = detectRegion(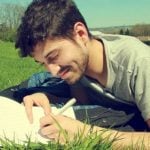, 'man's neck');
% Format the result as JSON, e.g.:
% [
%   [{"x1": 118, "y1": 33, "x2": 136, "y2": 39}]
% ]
[{"x1": 85, "y1": 38, "x2": 107, "y2": 87}]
